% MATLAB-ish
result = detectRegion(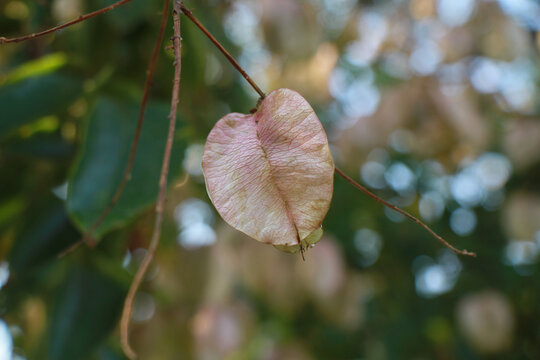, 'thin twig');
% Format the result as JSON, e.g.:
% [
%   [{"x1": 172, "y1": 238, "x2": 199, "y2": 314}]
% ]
[
  {"x1": 57, "y1": 0, "x2": 172, "y2": 258},
  {"x1": 119, "y1": 1, "x2": 182, "y2": 358},
  {"x1": 0, "y1": 0, "x2": 134, "y2": 44},
  {"x1": 178, "y1": 3, "x2": 266, "y2": 99},
  {"x1": 334, "y1": 167, "x2": 476, "y2": 257},
  {"x1": 174, "y1": 4, "x2": 475, "y2": 259},
  {"x1": 179, "y1": 4, "x2": 474, "y2": 258}
]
